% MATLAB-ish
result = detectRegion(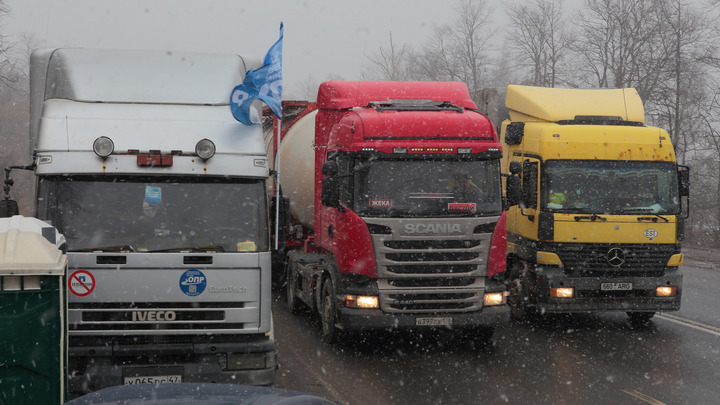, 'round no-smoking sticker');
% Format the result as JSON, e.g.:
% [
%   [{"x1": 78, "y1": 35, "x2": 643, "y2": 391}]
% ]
[{"x1": 69, "y1": 270, "x2": 96, "y2": 297}]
